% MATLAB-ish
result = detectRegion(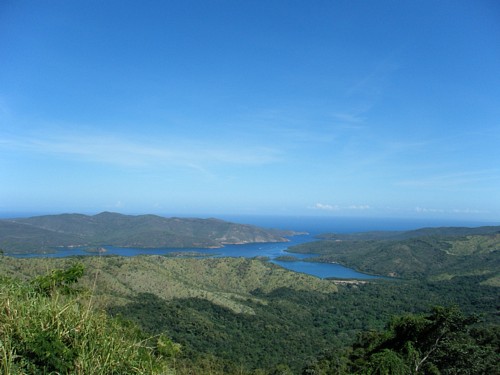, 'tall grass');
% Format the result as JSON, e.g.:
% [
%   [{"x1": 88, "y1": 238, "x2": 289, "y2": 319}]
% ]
[{"x1": 0, "y1": 273, "x2": 174, "y2": 374}]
